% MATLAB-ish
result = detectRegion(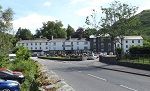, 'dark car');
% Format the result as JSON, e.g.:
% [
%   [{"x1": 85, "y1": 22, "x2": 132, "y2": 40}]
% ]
[
  {"x1": 0, "y1": 68, "x2": 25, "y2": 84},
  {"x1": 0, "y1": 79, "x2": 20, "y2": 91}
]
